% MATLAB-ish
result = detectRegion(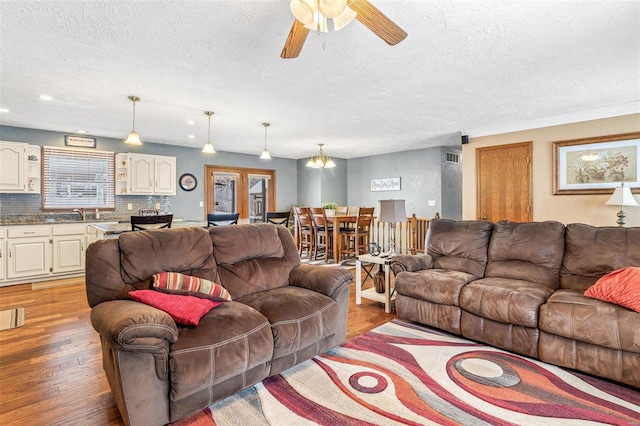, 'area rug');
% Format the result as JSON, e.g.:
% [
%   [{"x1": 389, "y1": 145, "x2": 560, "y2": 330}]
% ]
[
  {"x1": 173, "y1": 320, "x2": 640, "y2": 425},
  {"x1": 0, "y1": 308, "x2": 24, "y2": 331}
]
